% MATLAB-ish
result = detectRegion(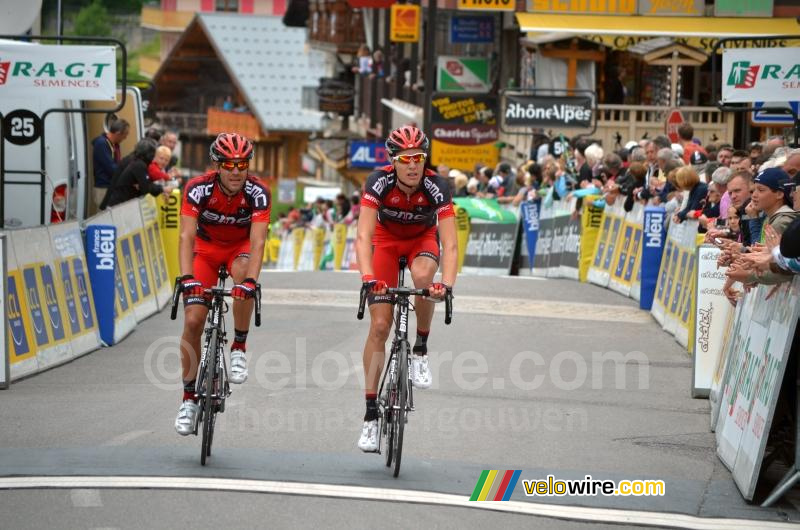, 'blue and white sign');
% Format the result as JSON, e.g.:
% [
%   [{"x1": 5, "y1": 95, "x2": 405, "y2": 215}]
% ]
[
  {"x1": 85, "y1": 225, "x2": 116, "y2": 345},
  {"x1": 640, "y1": 207, "x2": 666, "y2": 311},
  {"x1": 349, "y1": 141, "x2": 389, "y2": 169},
  {"x1": 450, "y1": 15, "x2": 494, "y2": 44},
  {"x1": 520, "y1": 199, "x2": 540, "y2": 271},
  {"x1": 751, "y1": 101, "x2": 799, "y2": 126}
]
